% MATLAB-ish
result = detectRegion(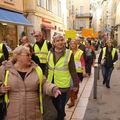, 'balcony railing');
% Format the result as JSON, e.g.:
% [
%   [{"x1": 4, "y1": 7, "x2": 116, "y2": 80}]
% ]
[{"x1": 76, "y1": 13, "x2": 92, "y2": 18}]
